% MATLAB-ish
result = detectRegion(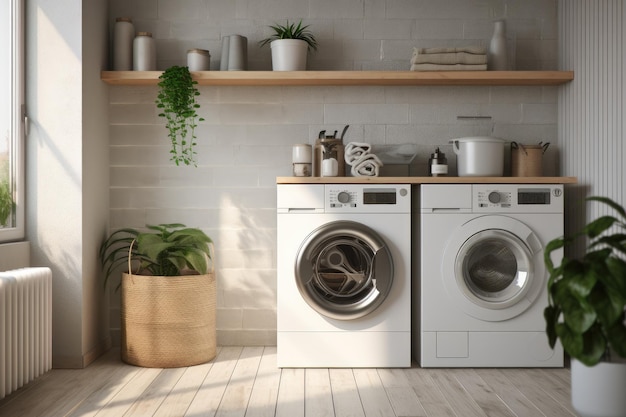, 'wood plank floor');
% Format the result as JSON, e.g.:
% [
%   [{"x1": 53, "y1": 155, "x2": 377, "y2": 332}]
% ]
[{"x1": 0, "y1": 346, "x2": 577, "y2": 417}]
